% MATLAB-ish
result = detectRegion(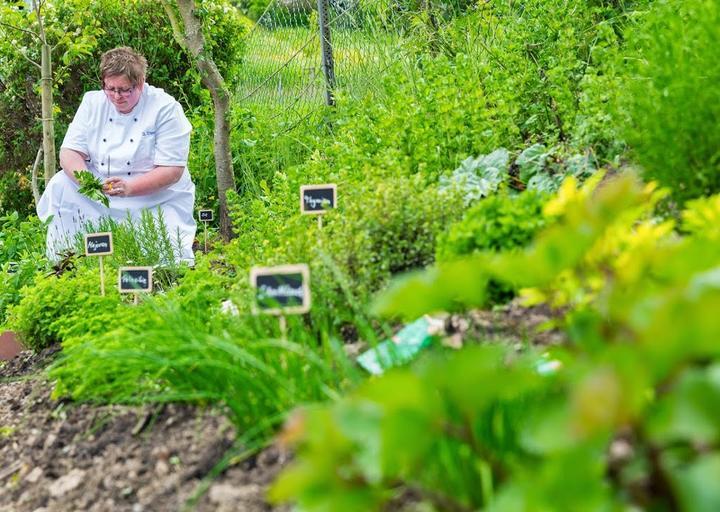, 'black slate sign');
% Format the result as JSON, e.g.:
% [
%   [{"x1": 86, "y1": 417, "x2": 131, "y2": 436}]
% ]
[
  {"x1": 118, "y1": 267, "x2": 153, "y2": 293},
  {"x1": 300, "y1": 184, "x2": 337, "y2": 214},
  {"x1": 85, "y1": 232, "x2": 113, "y2": 256},
  {"x1": 250, "y1": 264, "x2": 310, "y2": 315},
  {"x1": 199, "y1": 209, "x2": 214, "y2": 222}
]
